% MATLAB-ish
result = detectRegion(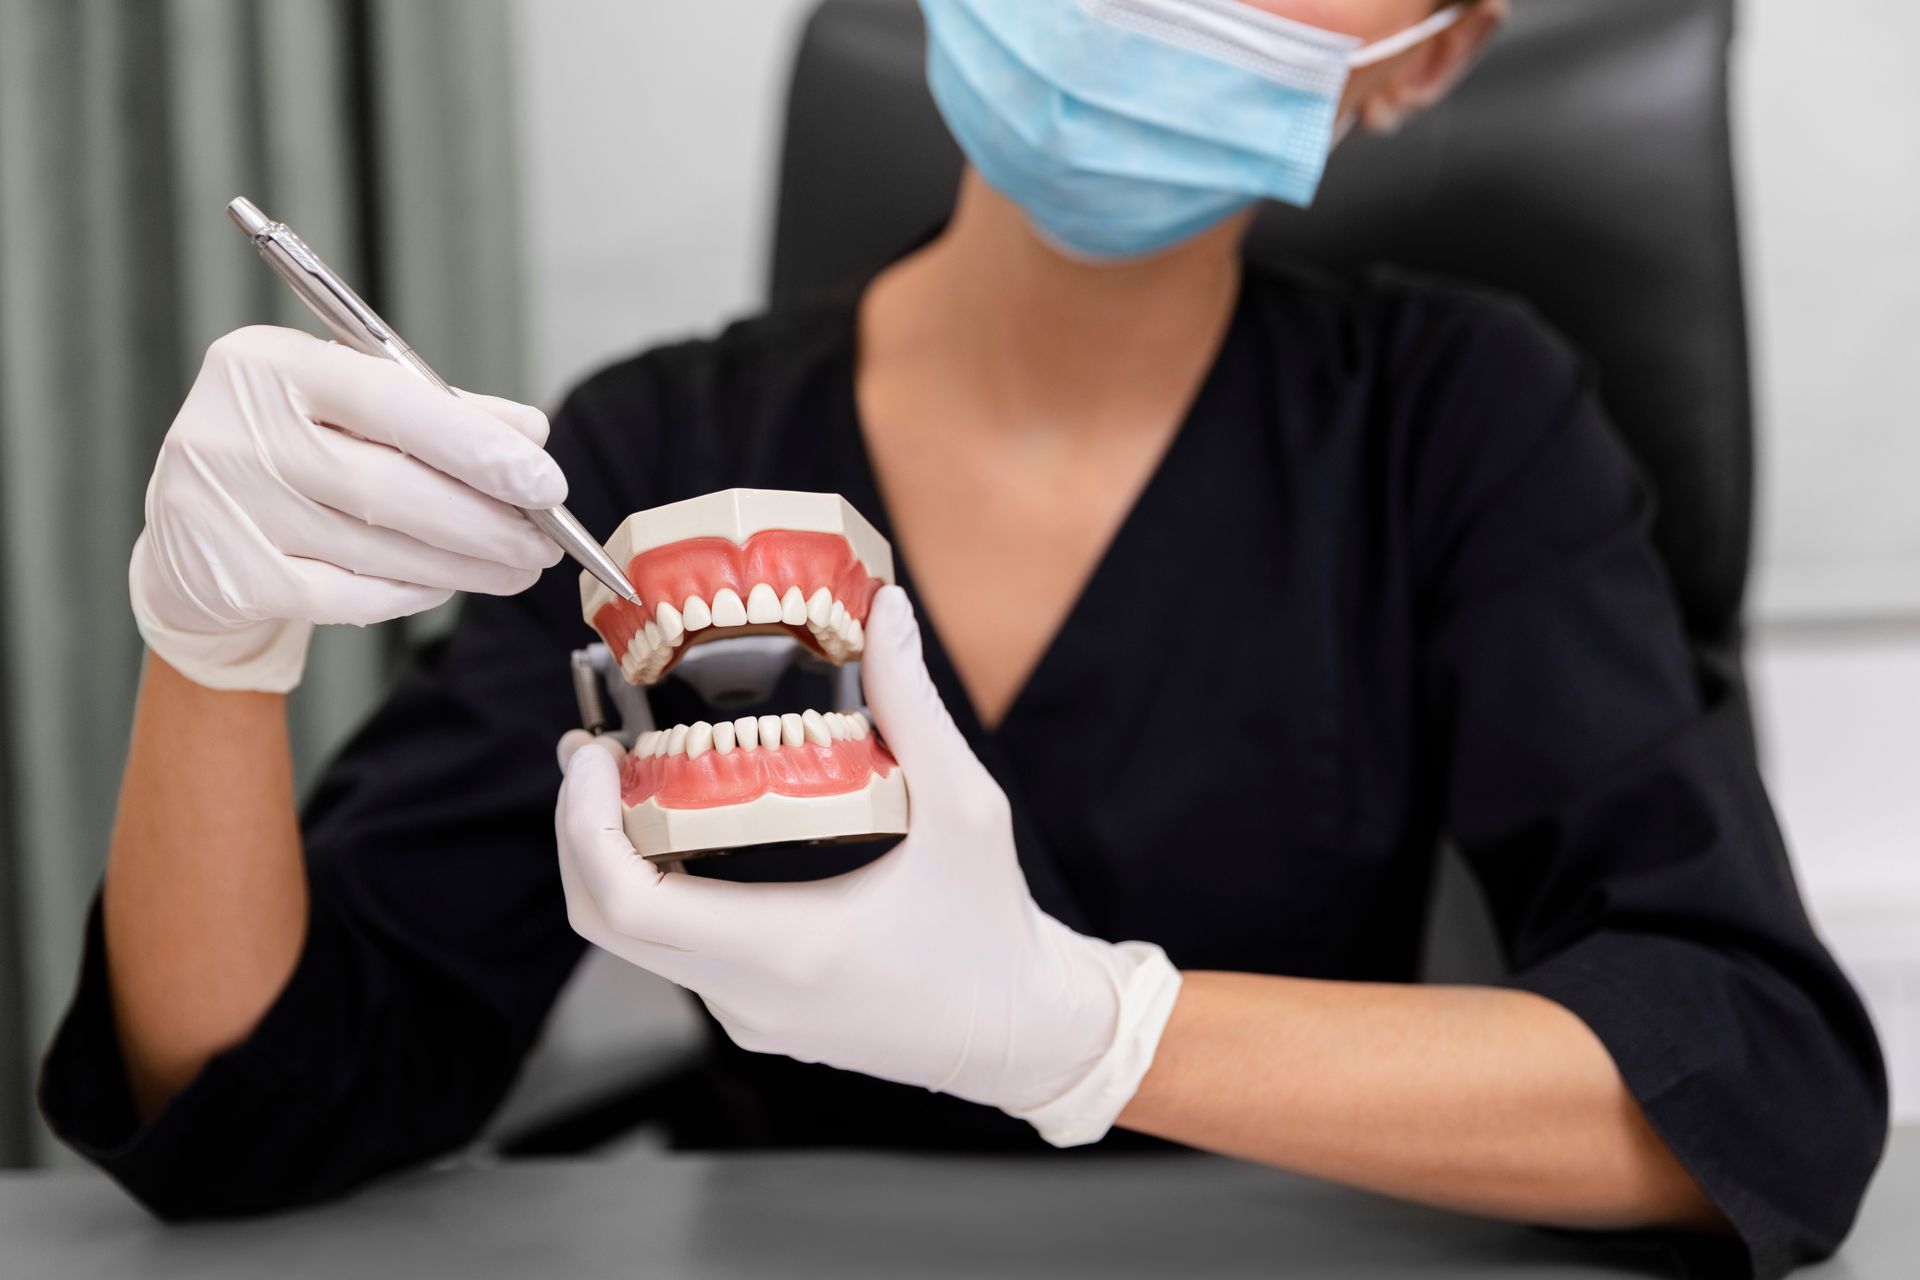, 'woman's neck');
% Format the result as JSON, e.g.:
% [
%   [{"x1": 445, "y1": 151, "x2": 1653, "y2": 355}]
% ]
[{"x1": 862, "y1": 171, "x2": 1247, "y2": 434}]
